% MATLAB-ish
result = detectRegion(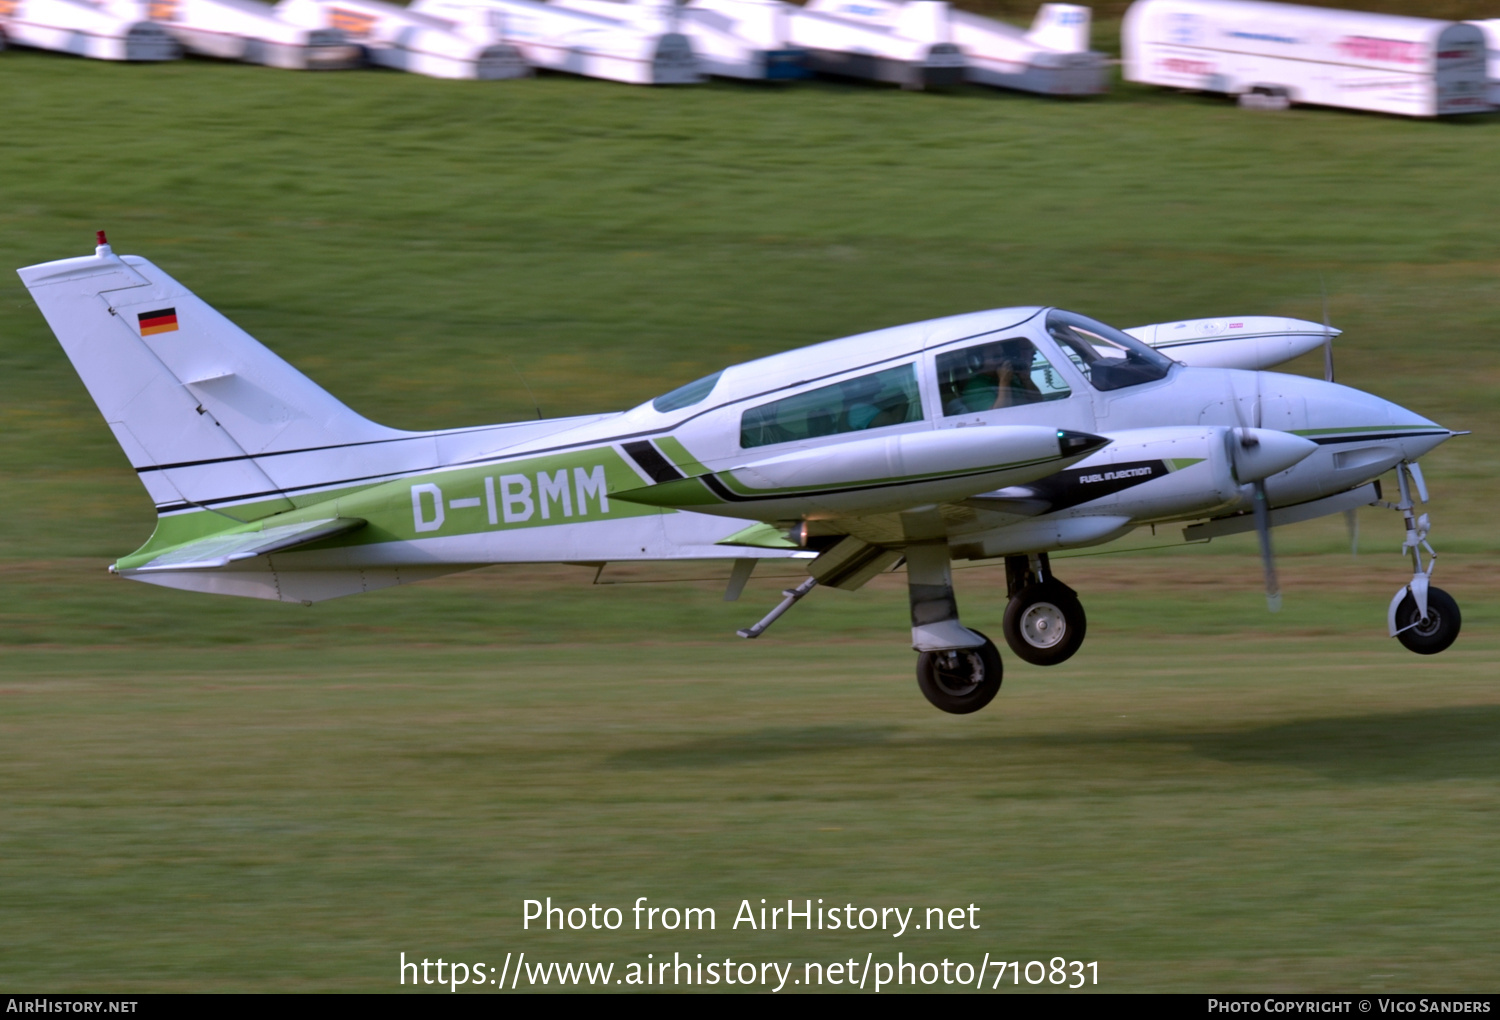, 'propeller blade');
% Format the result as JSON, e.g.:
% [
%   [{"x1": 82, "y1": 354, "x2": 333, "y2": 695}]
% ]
[
  {"x1": 1344, "y1": 507, "x2": 1359, "y2": 558},
  {"x1": 1321, "y1": 276, "x2": 1335, "y2": 383},
  {"x1": 1253, "y1": 479, "x2": 1281, "y2": 612}
]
